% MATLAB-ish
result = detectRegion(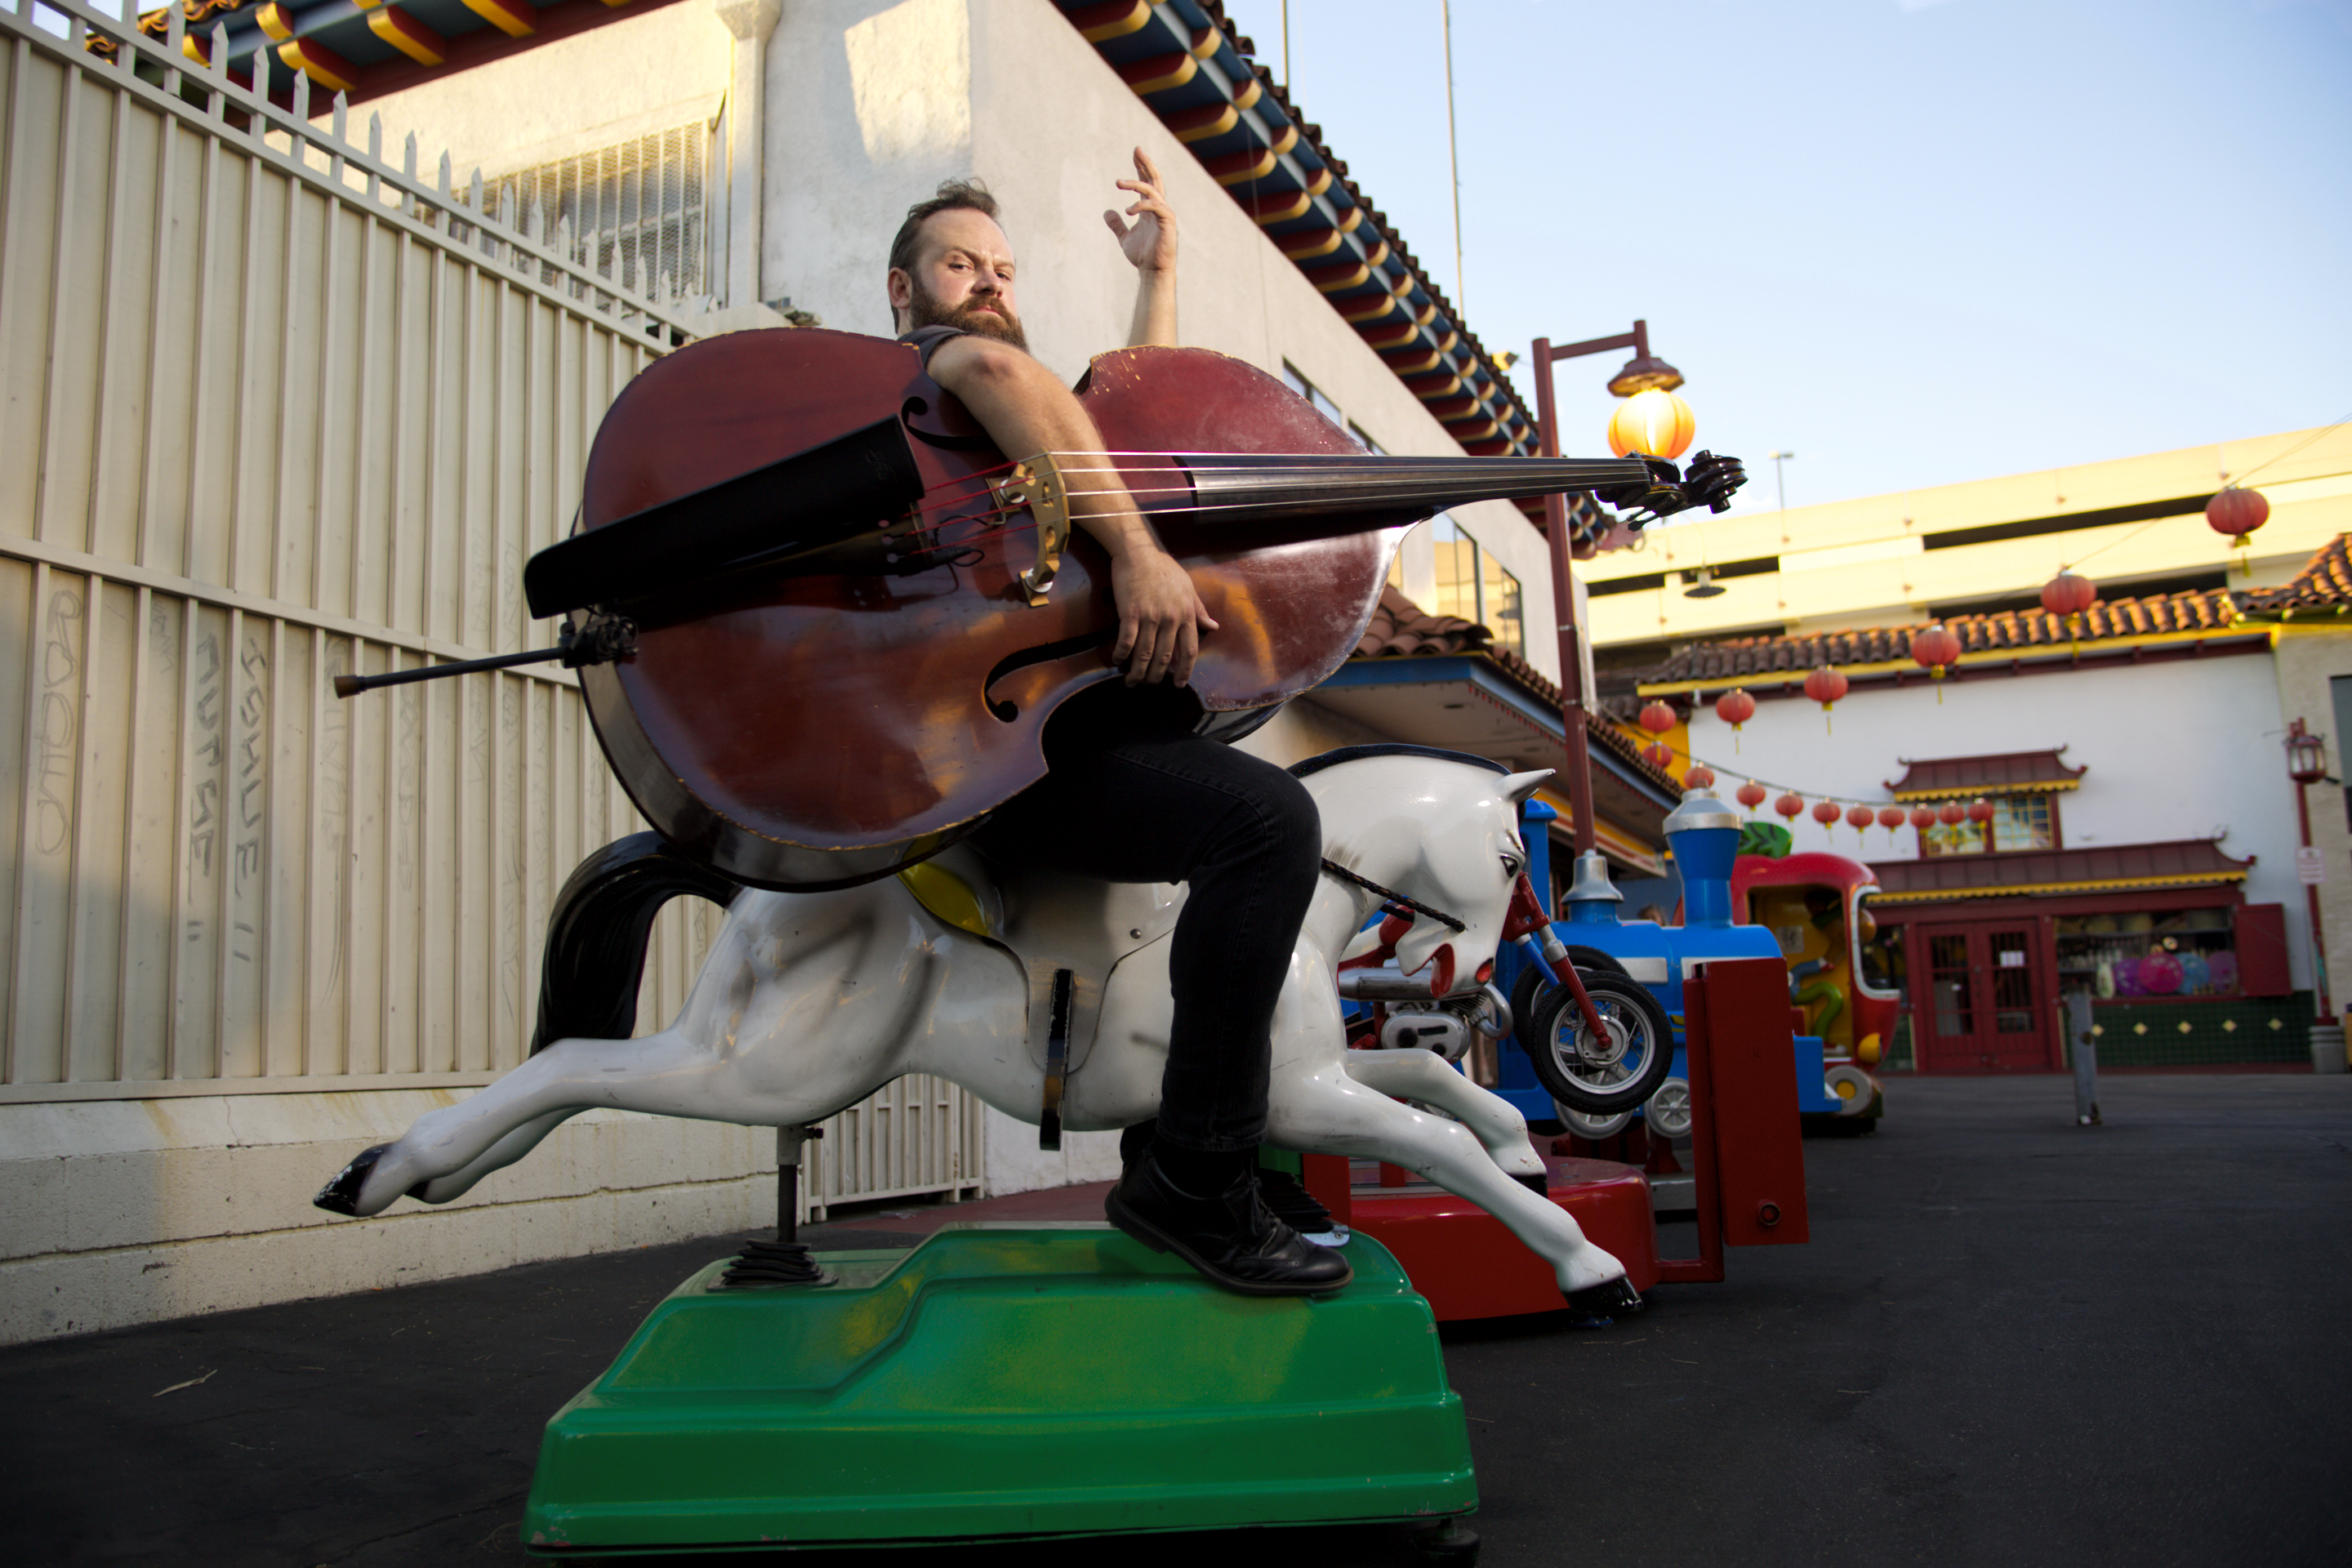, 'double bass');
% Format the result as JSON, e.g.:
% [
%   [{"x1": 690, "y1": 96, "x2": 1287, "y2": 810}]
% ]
[{"x1": 344, "y1": 328, "x2": 1742, "y2": 890}]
